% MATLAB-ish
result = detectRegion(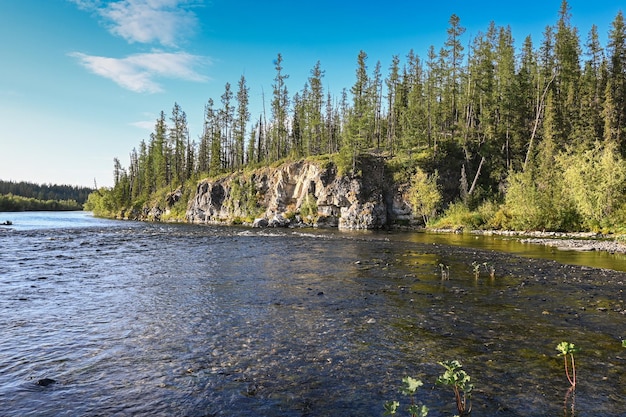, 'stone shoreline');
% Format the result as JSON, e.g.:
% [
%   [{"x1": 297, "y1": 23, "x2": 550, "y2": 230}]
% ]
[{"x1": 429, "y1": 228, "x2": 626, "y2": 254}]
